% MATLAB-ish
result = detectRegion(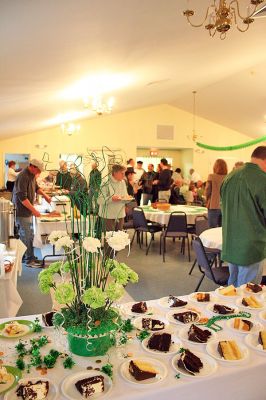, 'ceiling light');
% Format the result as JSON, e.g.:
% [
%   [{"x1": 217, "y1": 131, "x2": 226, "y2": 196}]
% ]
[
  {"x1": 183, "y1": 0, "x2": 265, "y2": 39},
  {"x1": 61, "y1": 122, "x2": 80, "y2": 136},
  {"x1": 187, "y1": 91, "x2": 203, "y2": 143},
  {"x1": 84, "y1": 96, "x2": 115, "y2": 115}
]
